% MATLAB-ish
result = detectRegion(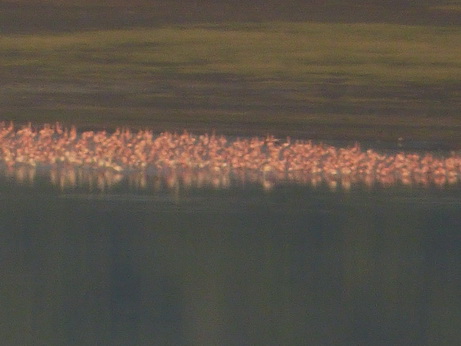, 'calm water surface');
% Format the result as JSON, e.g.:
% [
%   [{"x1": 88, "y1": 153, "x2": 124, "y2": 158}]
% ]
[{"x1": 1, "y1": 177, "x2": 460, "y2": 346}]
